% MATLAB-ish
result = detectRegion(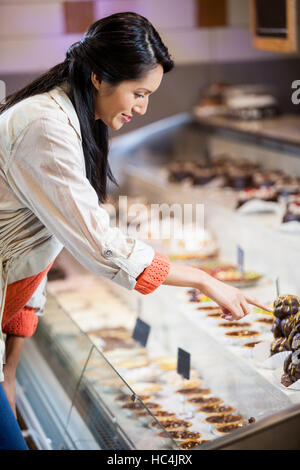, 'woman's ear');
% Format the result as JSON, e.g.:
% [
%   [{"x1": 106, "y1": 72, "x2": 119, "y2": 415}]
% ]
[{"x1": 91, "y1": 72, "x2": 101, "y2": 91}]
